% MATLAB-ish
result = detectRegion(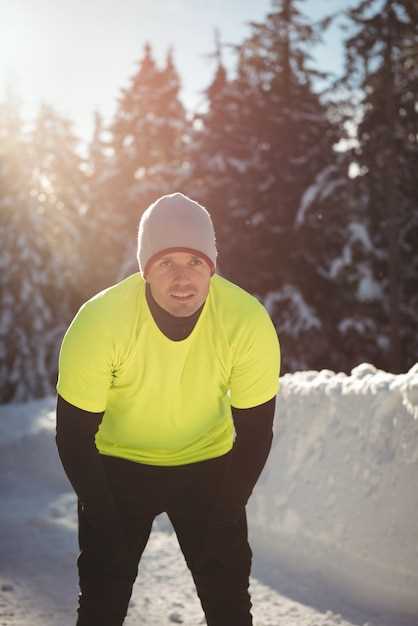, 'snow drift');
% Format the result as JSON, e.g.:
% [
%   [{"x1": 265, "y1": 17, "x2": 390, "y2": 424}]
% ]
[{"x1": 248, "y1": 362, "x2": 418, "y2": 621}]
